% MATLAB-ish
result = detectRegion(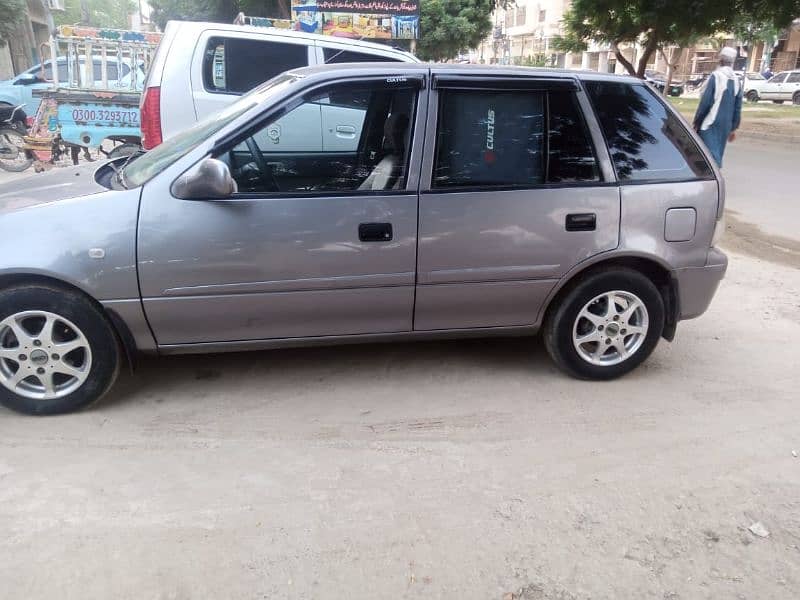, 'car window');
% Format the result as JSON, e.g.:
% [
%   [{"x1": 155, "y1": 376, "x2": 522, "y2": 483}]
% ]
[
  {"x1": 585, "y1": 81, "x2": 713, "y2": 182},
  {"x1": 768, "y1": 73, "x2": 787, "y2": 84},
  {"x1": 203, "y1": 37, "x2": 308, "y2": 95},
  {"x1": 432, "y1": 88, "x2": 599, "y2": 189},
  {"x1": 787, "y1": 73, "x2": 800, "y2": 84},
  {"x1": 322, "y1": 48, "x2": 402, "y2": 63},
  {"x1": 223, "y1": 80, "x2": 418, "y2": 194},
  {"x1": 124, "y1": 74, "x2": 300, "y2": 188}
]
